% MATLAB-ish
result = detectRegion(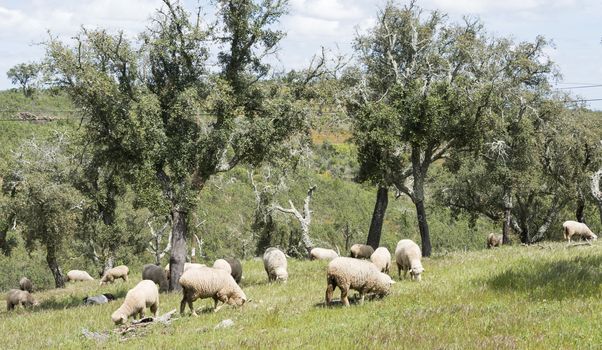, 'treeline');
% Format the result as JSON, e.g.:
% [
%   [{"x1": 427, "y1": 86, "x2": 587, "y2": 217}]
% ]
[{"x1": 0, "y1": 0, "x2": 601, "y2": 291}]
